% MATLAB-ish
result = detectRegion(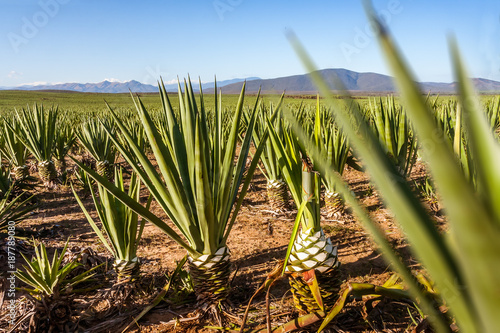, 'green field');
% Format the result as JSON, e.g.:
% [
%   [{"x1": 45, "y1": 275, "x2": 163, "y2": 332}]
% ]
[
  {"x1": 0, "y1": 90, "x2": 316, "y2": 116},
  {"x1": 2, "y1": 89, "x2": 497, "y2": 116}
]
